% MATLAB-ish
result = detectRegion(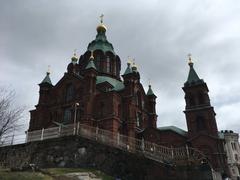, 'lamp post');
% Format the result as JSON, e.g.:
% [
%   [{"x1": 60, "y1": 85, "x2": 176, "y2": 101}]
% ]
[{"x1": 74, "y1": 102, "x2": 79, "y2": 135}]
